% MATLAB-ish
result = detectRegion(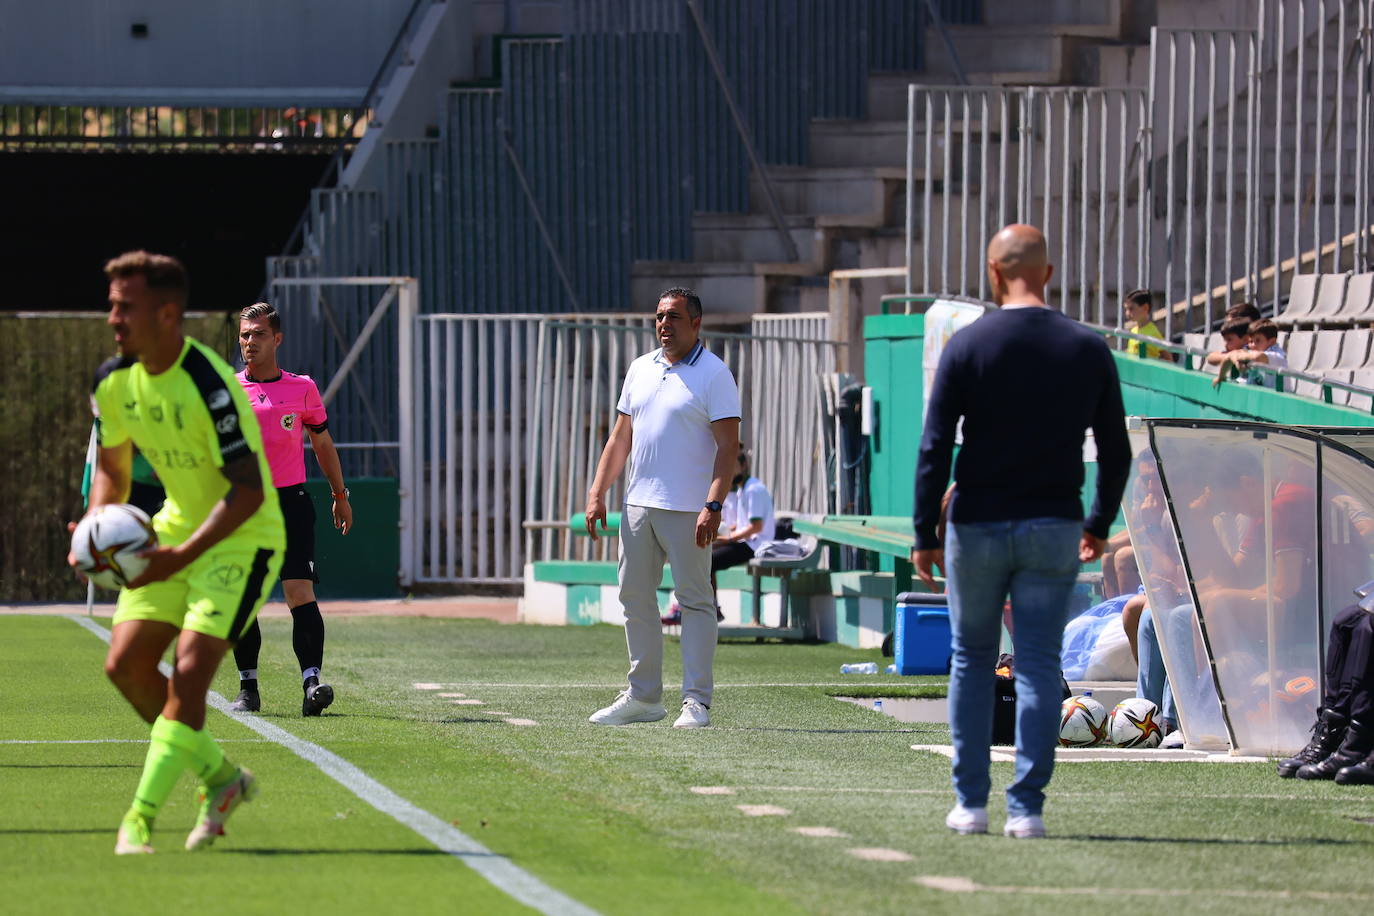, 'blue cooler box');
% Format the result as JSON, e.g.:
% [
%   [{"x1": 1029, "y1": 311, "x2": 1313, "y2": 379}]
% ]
[{"x1": 893, "y1": 592, "x2": 952, "y2": 675}]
